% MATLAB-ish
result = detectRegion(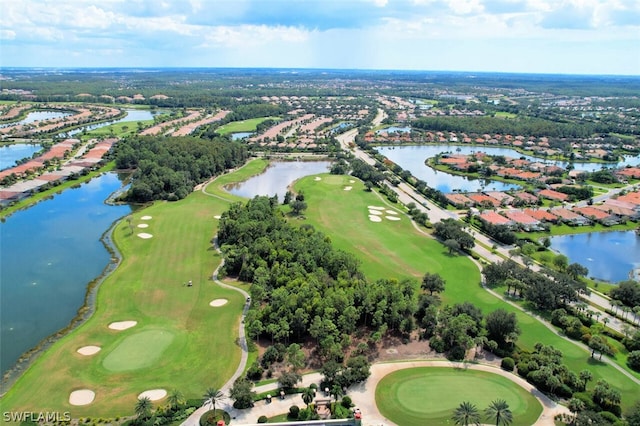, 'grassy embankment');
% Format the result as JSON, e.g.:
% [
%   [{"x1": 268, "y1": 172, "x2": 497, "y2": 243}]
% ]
[
  {"x1": 295, "y1": 174, "x2": 639, "y2": 410},
  {"x1": 0, "y1": 159, "x2": 269, "y2": 418},
  {"x1": 216, "y1": 117, "x2": 279, "y2": 135}
]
